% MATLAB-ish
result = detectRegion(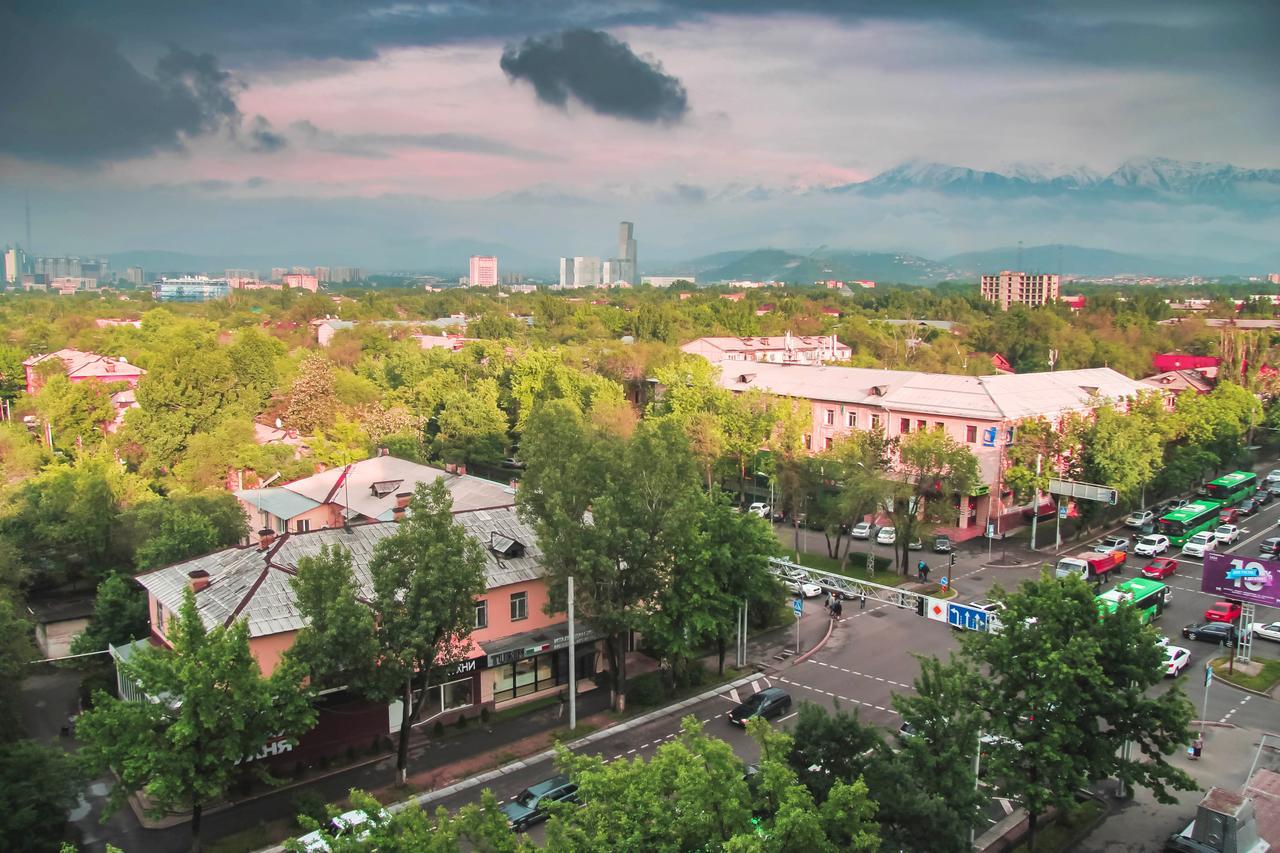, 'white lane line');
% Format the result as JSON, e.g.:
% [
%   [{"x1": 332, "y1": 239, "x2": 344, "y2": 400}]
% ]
[
  {"x1": 806, "y1": 660, "x2": 913, "y2": 690},
  {"x1": 776, "y1": 676, "x2": 901, "y2": 718},
  {"x1": 627, "y1": 748, "x2": 636, "y2": 754},
  {"x1": 726, "y1": 688, "x2": 741, "y2": 704},
  {"x1": 779, "y1": 711, "x2": 798, "y2": 722}
]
